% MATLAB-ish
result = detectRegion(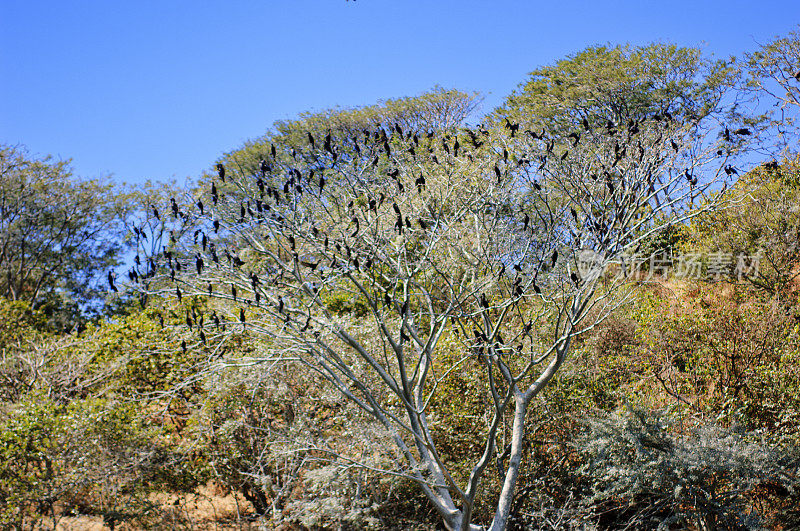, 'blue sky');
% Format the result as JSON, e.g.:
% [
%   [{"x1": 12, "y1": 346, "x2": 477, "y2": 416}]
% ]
[{"x1": 1, "y1": 1, "x2": 798, "y2": 186}]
